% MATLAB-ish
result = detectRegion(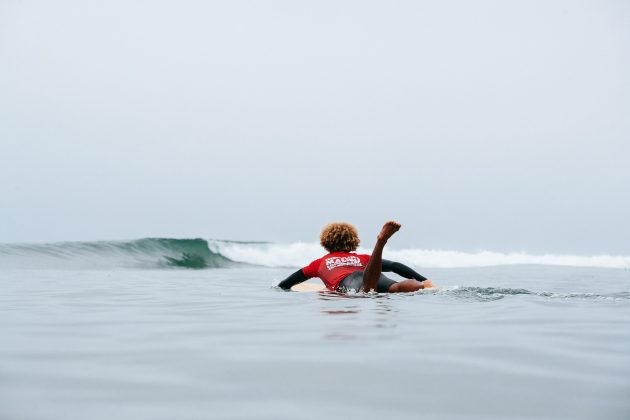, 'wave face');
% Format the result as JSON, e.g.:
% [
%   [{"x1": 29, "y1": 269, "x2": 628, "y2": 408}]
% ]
[
  {"x1": 1, "y1": 239, "x2": 629, "y2": 270},
  {"x1": 0, "y1": 238, "x2": 233, "y2": 269}
]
